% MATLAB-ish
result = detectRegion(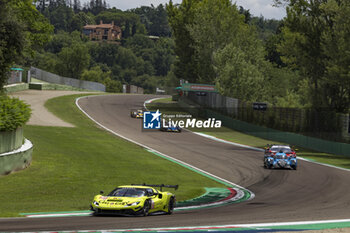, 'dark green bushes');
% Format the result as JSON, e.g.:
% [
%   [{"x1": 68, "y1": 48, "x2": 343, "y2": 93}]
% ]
[{"x1": 0, "y1": 96, "x2": 31, "y2": 131}]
